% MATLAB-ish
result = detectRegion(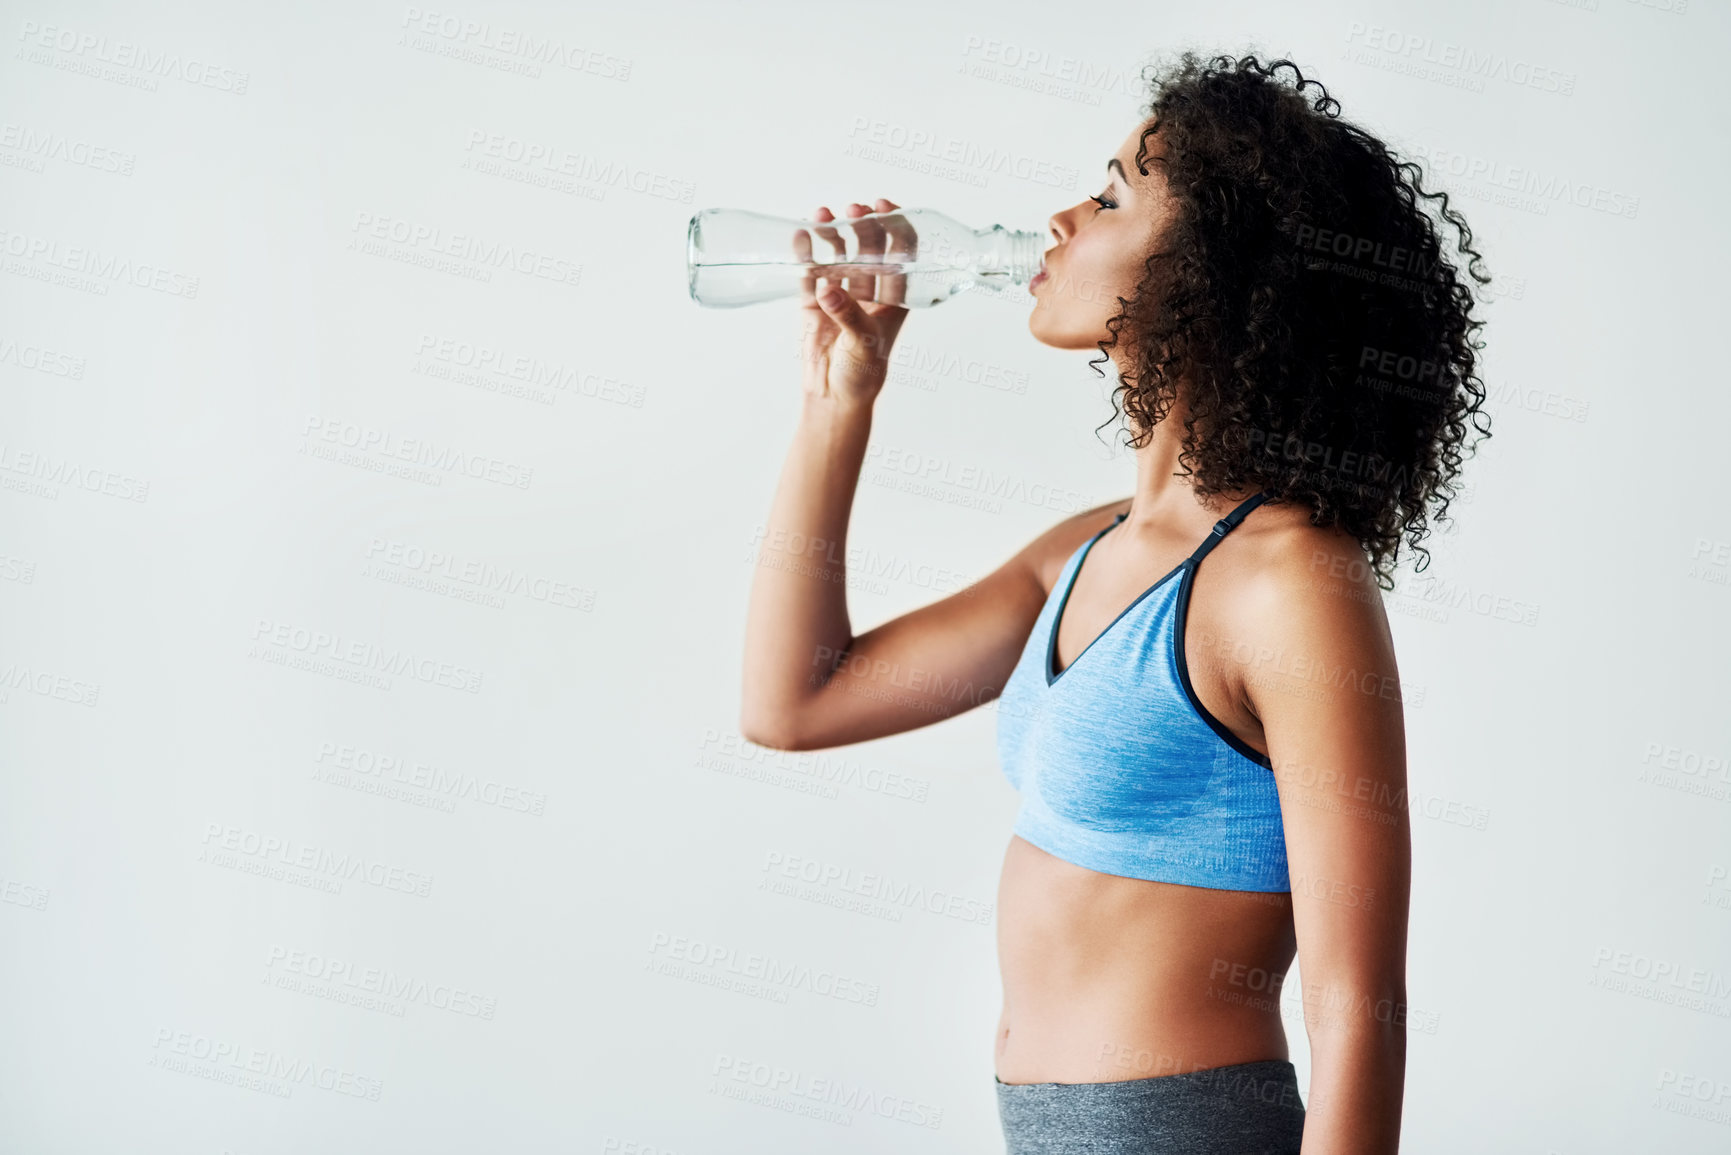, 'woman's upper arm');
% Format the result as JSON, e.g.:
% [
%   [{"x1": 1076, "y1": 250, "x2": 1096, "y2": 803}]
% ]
[
  {"x1": 1241, "y1": 532, "x2": 1412, "y2": 1019},
  {"x1": 1236, "y1": 533, "x2": 1412, "y2": 1143},
  {"x1": 759, "y1": 504, "x2": 1123, "y2": 751}
]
